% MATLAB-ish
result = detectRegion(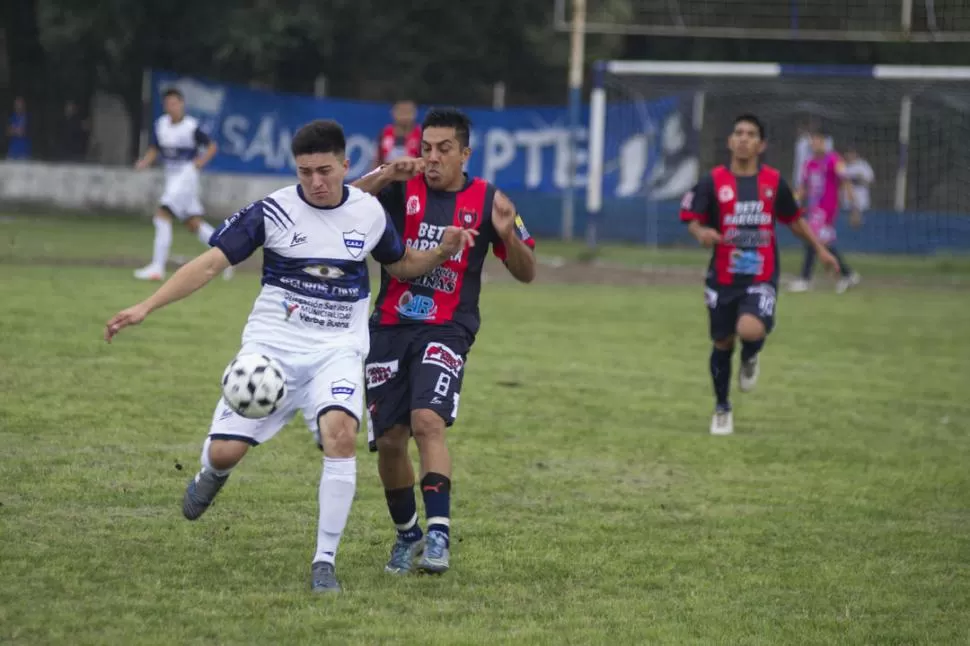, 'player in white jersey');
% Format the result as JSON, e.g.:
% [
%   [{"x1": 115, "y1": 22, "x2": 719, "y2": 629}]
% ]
[
  {"x1": 104, "y1": 119, "x2": 477, "y2": 593},
  {"x1": 132, "y1": 88, "x2": 224, "y2": 281}
]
